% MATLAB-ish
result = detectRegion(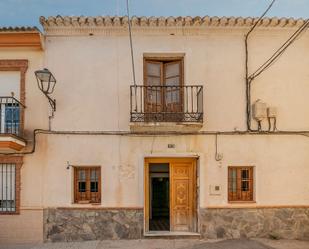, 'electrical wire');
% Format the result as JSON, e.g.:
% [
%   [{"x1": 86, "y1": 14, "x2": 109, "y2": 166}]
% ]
[
  {"x1": 126, "y1": 0, "x2": 138, "y2": 111},
  {"x1": 245, "y1": 1, "x2": 309, "y2": 132},
  {"x1": 245, "y1": 0, "x2": 276, "y2": 131},
  {"x1": 268, "y1": 117, "x2": 272, "y2": 132},
  {"x1": 273, "y1": 117, "x2": 277, "y2": 131},
  {"x1": 150, "y1": 124, "x2": 157, "y2": 154},
  {"x1": 246, "y1": 0, "x2": 276, "y2": 39},
  {"x1": 249, "y1": 19, "x2": 309, "y2": 80},
  {"x1": 268, "y1": 117, "x2": 277, "y2": 132},
  {"x1": 2, "y1": 128, "x2": 309, "y2": 156},
  {"x1": 257, "y1": 120, "x2": 262, "y2": 131},
  {"x1": 246, "y1": 20, "x2": 309, "y2": 132},
  {"x1": 4, "y1": 0, "x2": 309, "y2": 156},
  {"x1": 126, "y1": 0, "x2": 136, "y2": 85},
  {"x1": 215, "y1": 134, "x2": 221, "y2": 161}
]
